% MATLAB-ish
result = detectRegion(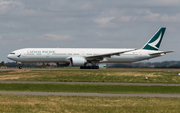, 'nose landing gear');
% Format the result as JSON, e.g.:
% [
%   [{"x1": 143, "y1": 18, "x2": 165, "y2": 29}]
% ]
[
  {"x1": 19, "y1": 66, "x2": 22, "y2": 69},
  {"x1": 17, "y1": 62, "x2": 22, "y2": 69}
]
